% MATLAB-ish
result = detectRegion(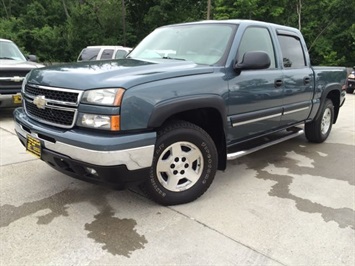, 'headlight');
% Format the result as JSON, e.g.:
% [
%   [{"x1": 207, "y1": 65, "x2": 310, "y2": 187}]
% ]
[
  {"x1": 77, "y1": 113, "x2": 120, "y2": 131},
  {"x1": 81, "y1": 88, "x2": 125, "y2": 106}
]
